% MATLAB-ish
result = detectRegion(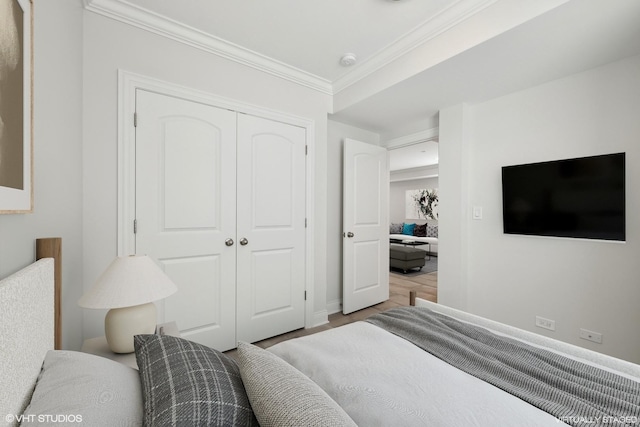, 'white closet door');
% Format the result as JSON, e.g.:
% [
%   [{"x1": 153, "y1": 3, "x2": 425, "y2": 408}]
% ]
[
  {"x1": 135, "y1": 90, "x2": 237, "y2": 351},
  {"x1": 236, "y1": 114, "x2": 306, "y2": 343}
]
